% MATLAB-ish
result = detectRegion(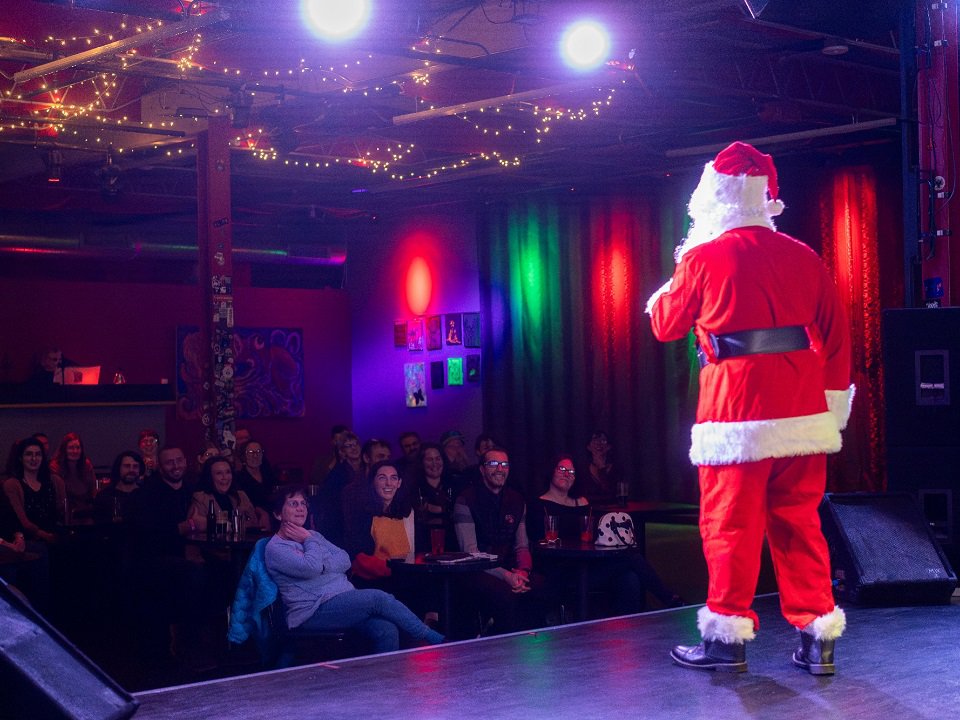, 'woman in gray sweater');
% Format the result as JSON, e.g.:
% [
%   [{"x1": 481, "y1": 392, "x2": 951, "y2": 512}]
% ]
[{"x1": 264, "y1": 485, "x2": 443, "y2": 652}]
